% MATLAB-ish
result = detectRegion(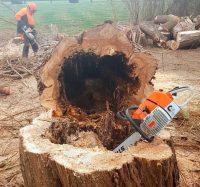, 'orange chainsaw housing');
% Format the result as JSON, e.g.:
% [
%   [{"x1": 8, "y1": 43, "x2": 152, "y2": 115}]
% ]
[{"x1": 132, "y1": 91, "x2": 173, "y2": 120}]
